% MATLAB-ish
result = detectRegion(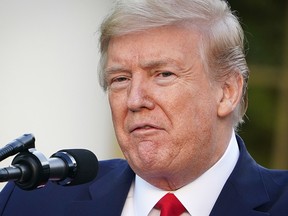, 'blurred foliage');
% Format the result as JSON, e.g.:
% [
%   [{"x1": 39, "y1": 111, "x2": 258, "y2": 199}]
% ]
[
  {"x1": 228, "y1": 0, "x2": 287, "y2": 167},
  {"x1": 229, "y1": 0, "x2": 286, "y2": 66},
  {"x1": 238, "y1": 87, "x2": 278, "y2": 167}
]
